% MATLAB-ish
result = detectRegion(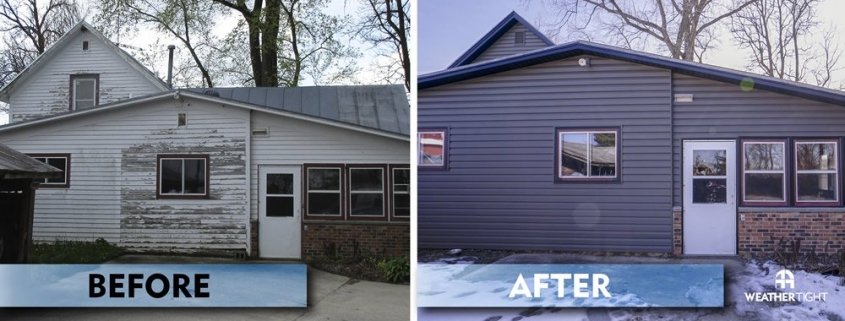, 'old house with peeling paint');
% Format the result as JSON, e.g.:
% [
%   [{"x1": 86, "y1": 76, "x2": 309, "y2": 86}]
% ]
[{"x1": 0, "y1": 22, "x2": 410, "y2": 259}]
